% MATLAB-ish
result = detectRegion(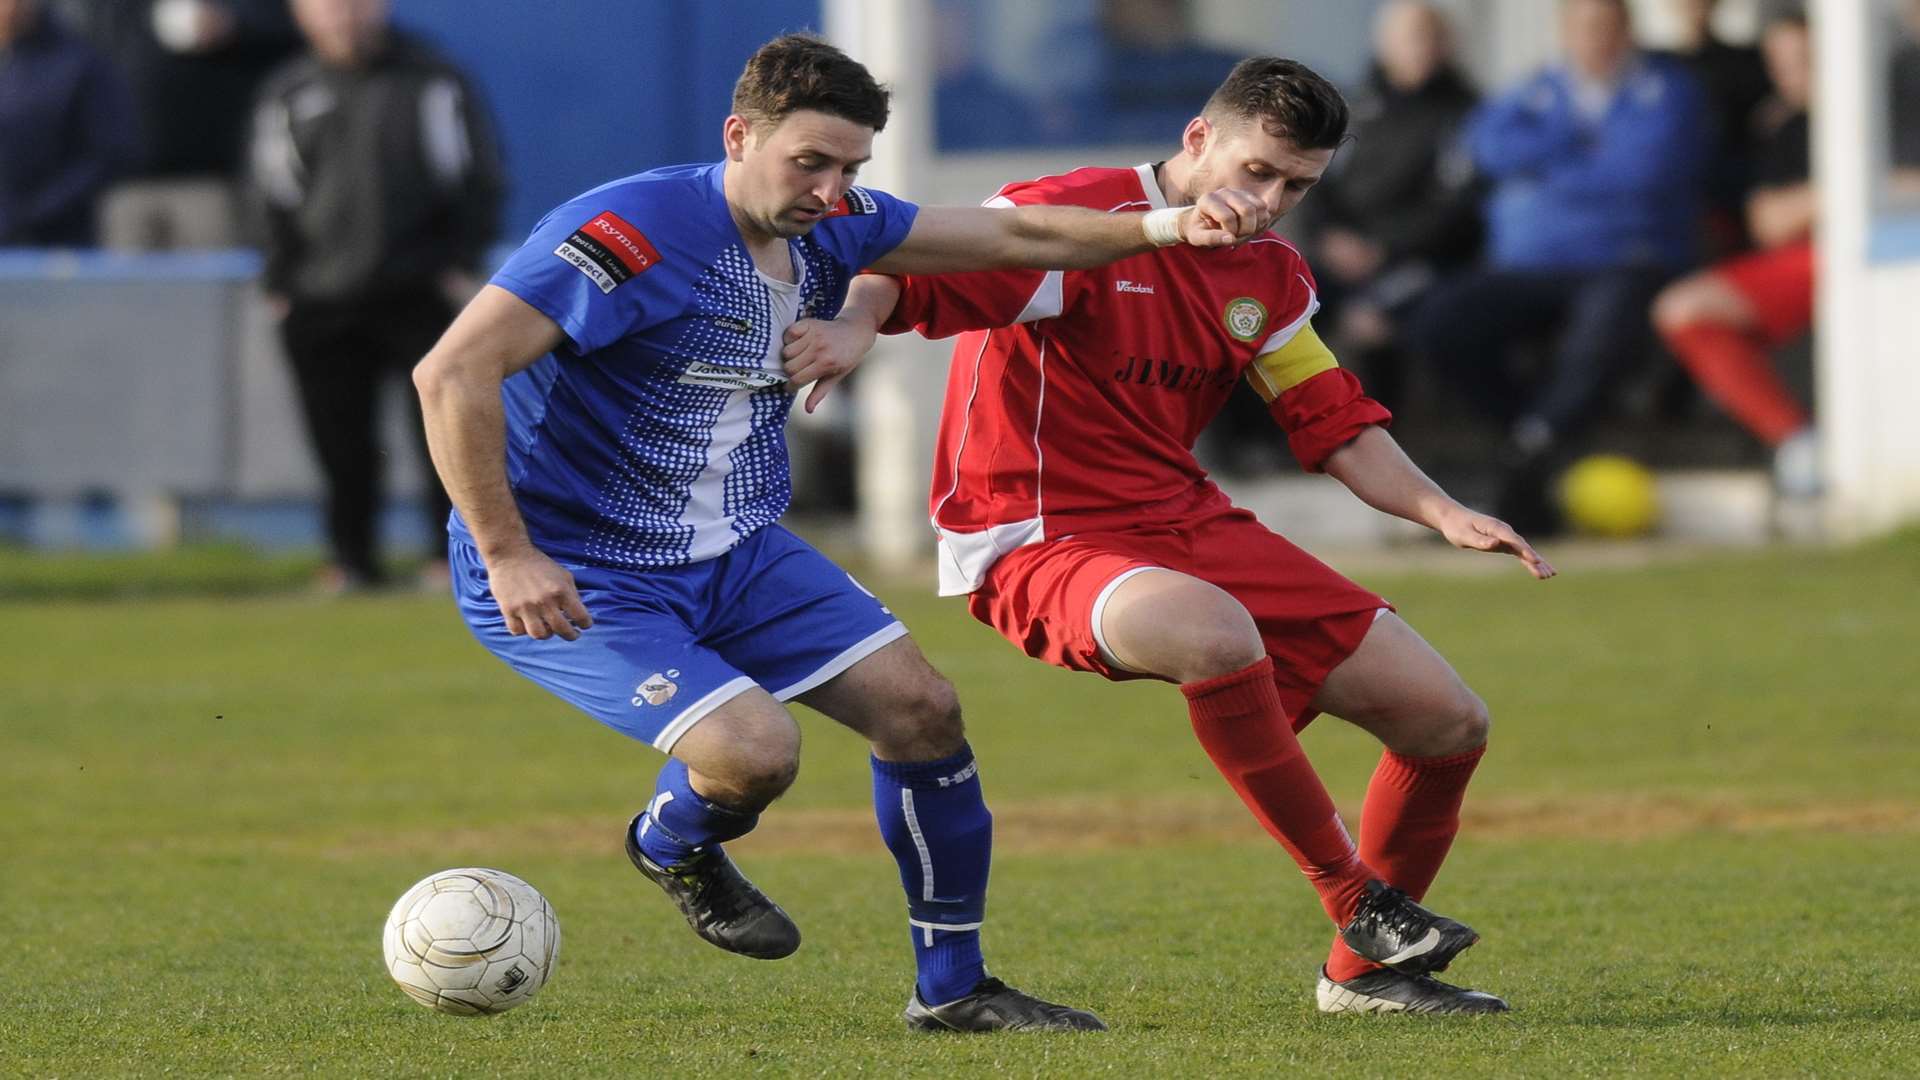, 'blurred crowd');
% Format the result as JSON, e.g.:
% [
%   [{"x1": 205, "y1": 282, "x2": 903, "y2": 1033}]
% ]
[
  {"x1": 2, "y1": 0, "x2": 501, "y2": 588},
  {"x1": 5, "y1": 0, "x2": 1920, "y2": 556},
  {"x1": 1220, "y1": 0, "x2": 1920, "y2": 531}
]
